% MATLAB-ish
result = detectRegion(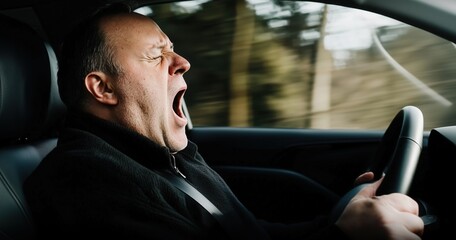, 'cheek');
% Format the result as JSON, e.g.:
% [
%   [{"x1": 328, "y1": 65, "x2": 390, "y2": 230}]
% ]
[
  {"x1": 118, "y1": 67, "x2": 170, "y2": 106},
  {"x1": 138, "y1": 81, "x2": 169, "y2": 113}
]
